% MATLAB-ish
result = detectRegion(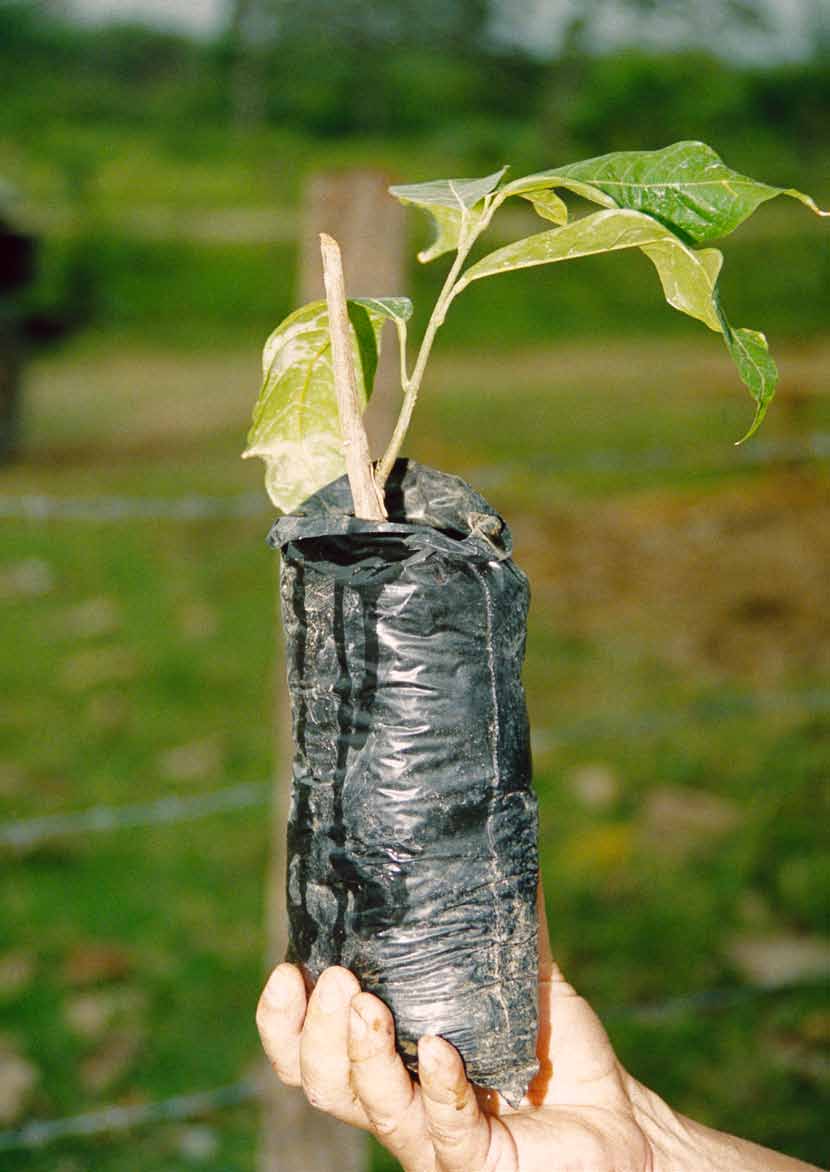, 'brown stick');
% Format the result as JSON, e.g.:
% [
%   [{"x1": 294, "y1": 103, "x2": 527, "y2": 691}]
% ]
[{"x1": 319, "y1": 232, "x2": 387, "y2": 521}]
